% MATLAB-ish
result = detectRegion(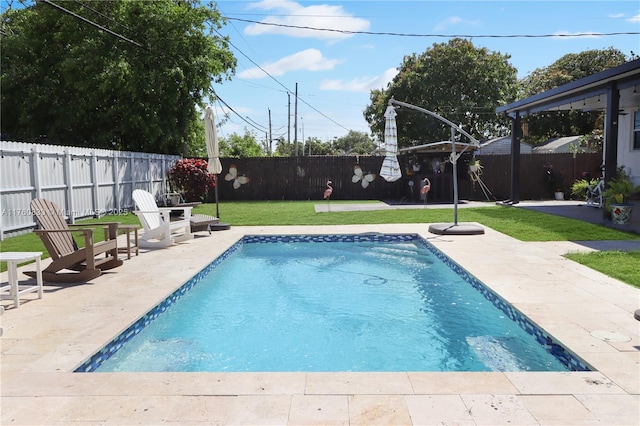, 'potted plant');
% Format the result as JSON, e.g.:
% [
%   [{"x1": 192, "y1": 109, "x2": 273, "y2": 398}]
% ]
[
  {"x1": 570, "y1": 178, "x2": 593, "y2": 201},
  {"x1": 602, "y1": 169, "x2": 640, "y2": 224},
  {"x1": 468, "y1": 158, "x2": 483, "y2": 192},
  {"x1": 168, "y1": 158, "x2": 216, "y2": 203},
  {"x1": 468, "y1": 158, "x2": 482, "y2": 174},
  {"x1": 543, "y1": 163, "x2": 565, "y2": 200}
]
